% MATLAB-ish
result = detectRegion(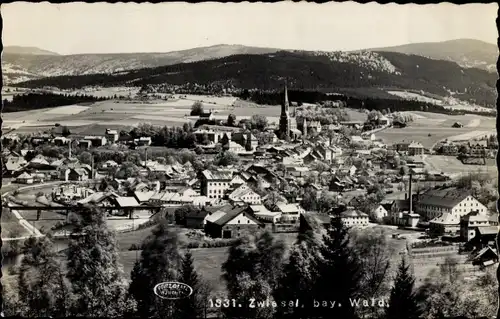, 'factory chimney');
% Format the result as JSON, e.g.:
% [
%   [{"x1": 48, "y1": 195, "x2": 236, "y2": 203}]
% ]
[{"x1": 408, "y1": 173, "x2": 413, "y2": 214}]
